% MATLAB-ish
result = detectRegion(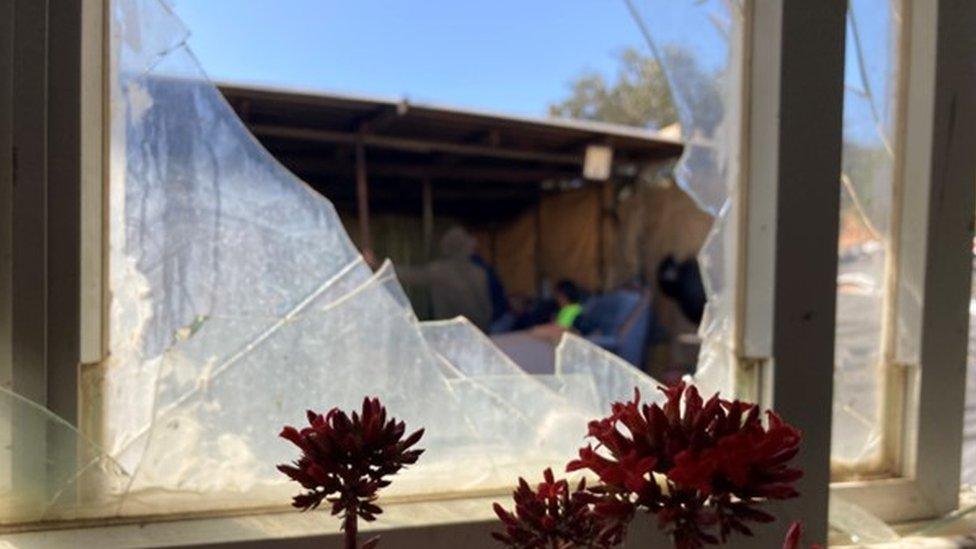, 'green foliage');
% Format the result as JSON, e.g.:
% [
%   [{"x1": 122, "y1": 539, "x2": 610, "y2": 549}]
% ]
[{"x1": 548, "y1": 47, "x2": 677, "y2": 129}]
